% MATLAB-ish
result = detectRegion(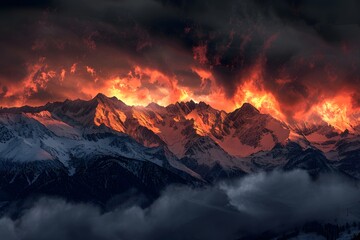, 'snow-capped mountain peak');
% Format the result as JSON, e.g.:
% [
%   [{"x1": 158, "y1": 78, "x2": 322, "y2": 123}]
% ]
[{"x1": 1, "y1": 93, "x2": 360, "y2": 181}]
